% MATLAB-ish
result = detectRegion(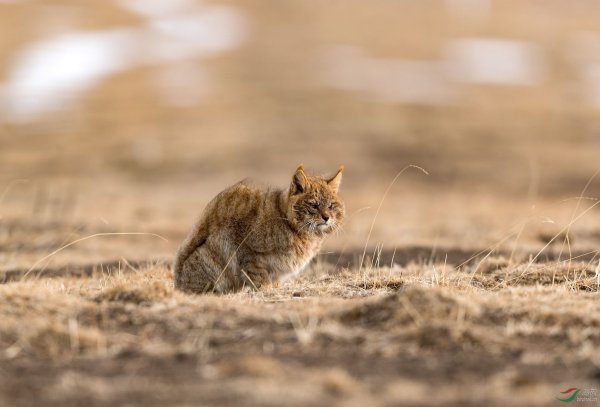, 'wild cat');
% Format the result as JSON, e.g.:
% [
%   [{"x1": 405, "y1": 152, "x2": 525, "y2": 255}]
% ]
[{"x1": 173, "y1": 165, "x2": 345, "y2": 294}]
